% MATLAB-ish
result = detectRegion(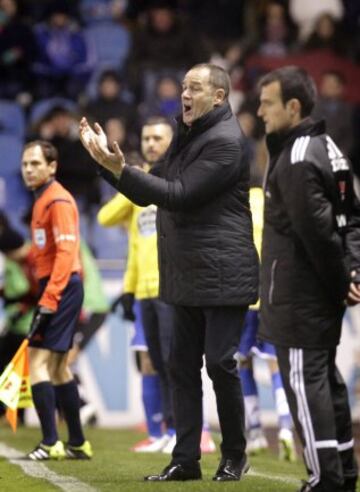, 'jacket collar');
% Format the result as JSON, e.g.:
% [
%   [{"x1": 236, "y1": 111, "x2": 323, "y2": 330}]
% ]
[
  {"x1": 266, "y1": 118, "x2": 326, "y2": 157},
  {"x1": 34, "y1": 178, "x2": 55, "y2": 199},
  {"x1": 174, "y1": 102, "x2": 232, "y2": 150}
]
